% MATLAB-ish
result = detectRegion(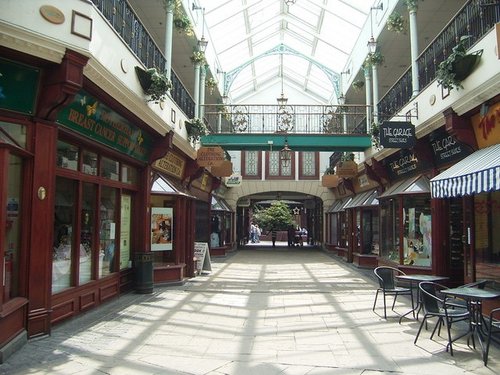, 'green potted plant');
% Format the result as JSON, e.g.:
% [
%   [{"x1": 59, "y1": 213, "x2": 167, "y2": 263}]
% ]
[
  {"x1": 436, "y1": 35, "x2": 483, "y2": 91},
  {"x1": 352, "y1": 80, "x2": 365, "y2": 91},
  {"x1": 404, "y1": 0, "x2": 421, "y2": 12},
  {"x1": 370, "y1": 122, "x2": 381, "y2": 149},
  {"x1": 134, "y1": 66, "x2": 173, "y2": 103},
  {"x1": 190, "y1": 51, "x2": 206, "y2": 65},
  {"x1": 173, "y1": 14, "x2": 193, "y2": 35},
  {"x1": 205, "y1": 77, "x2": 217, "y2": 95},
  {"x1": 386, "y1": 12, "x2": 406, "y2": 33},
  {"x1": 216, "y1": 103, "x2": 231, "y2": 120},
  {"x1": 364, "y1": 51, "x2": 384, "y2": 67},
  {"x1": 186, "y1": 118, "x2": 208, "y2": 143}
]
